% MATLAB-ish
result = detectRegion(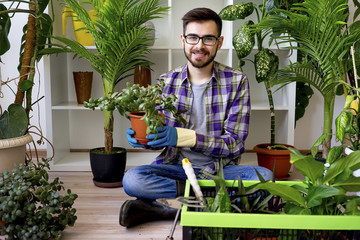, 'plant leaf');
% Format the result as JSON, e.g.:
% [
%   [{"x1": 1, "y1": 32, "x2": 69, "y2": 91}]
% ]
[
  {"x1": 257, "y1": 182, "x2": 306, "y2": 207},
  {"x1": 291, "y1": 153, "x2": 324, "y2": 183},
  {"x1": 306, "y1": 185, "x2": 342, "y2": 208},
  {"x1": 333, "y1": 177, "x2": 360, "y2": 192}
]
